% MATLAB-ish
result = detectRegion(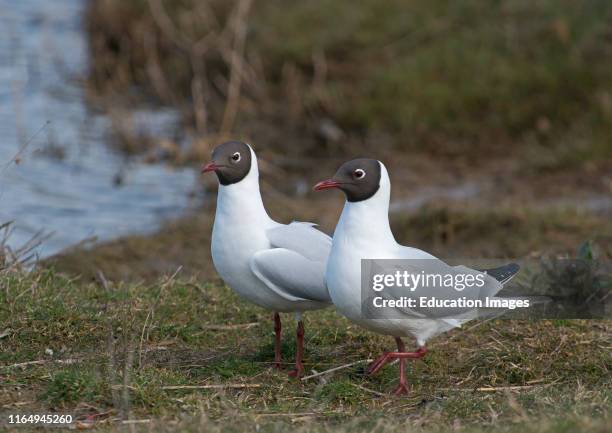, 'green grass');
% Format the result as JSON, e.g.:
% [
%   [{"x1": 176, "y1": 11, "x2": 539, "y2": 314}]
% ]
[
  {"x1": 42, "y1": 367, "x2": 109, "y2": 406},
  {"x1": 1, "y1": 268, "x2": 609, "y2": 432}
]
